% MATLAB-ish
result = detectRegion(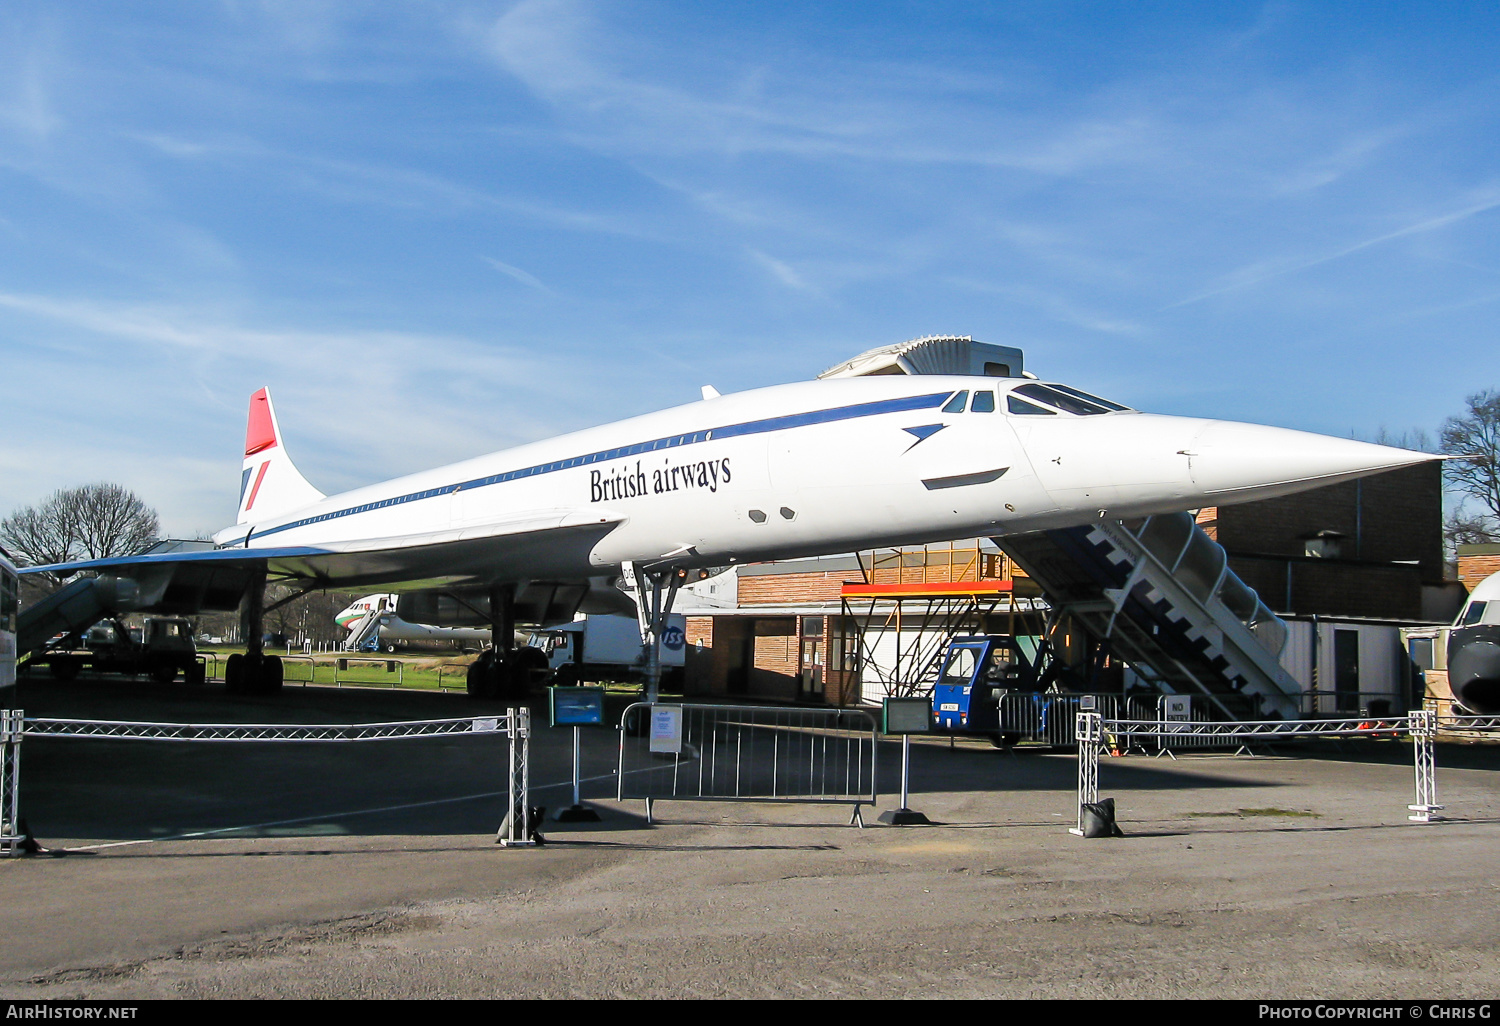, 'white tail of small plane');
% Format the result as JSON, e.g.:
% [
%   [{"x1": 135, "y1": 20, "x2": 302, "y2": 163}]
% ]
[{"x1": 237, "y1": 387, "x2": 325, "y2": 525}]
